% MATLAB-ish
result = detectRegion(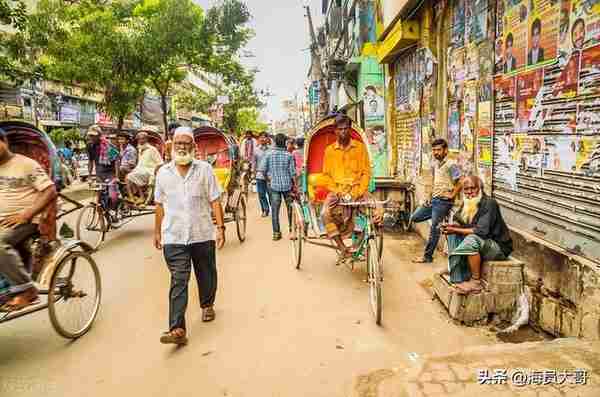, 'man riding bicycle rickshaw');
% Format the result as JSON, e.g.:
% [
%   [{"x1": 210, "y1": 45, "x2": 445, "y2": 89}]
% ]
[
  {"x1": 317, "y1": 113, "x2": 384, "y2": 259},
  {"x1": 0, "y1": 127, "x2": 58, "y2": 311}
]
